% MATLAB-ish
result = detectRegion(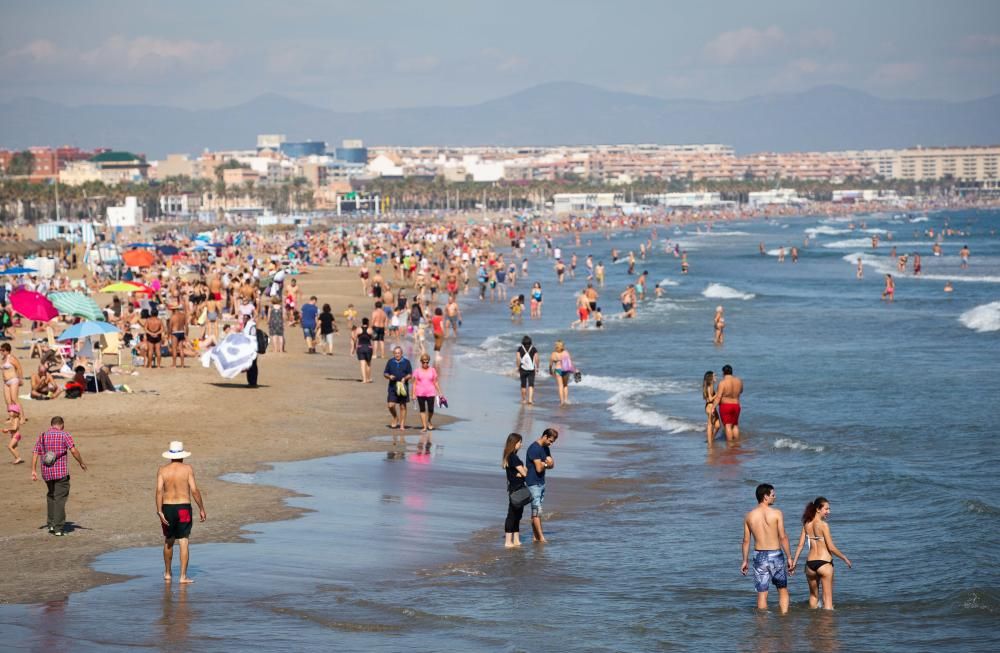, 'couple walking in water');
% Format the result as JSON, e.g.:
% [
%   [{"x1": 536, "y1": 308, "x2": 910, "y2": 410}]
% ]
[
  {"x1": 741, "y1": 484, "x2": 852, "y2": 612},
  {"x1": 702, "y1": 364, "x2": 742, "y2": 443}
]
